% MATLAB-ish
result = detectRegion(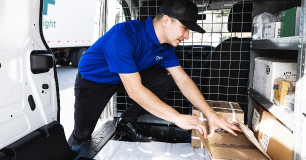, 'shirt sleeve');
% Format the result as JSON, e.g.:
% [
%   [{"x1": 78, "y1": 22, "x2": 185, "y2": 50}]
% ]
[
  {"x1": 158, "y1": 46, "x2": 180, "y2": 68},
  {"x1": 103, "y1": 31, "x2": 138, "y2": 73}
]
